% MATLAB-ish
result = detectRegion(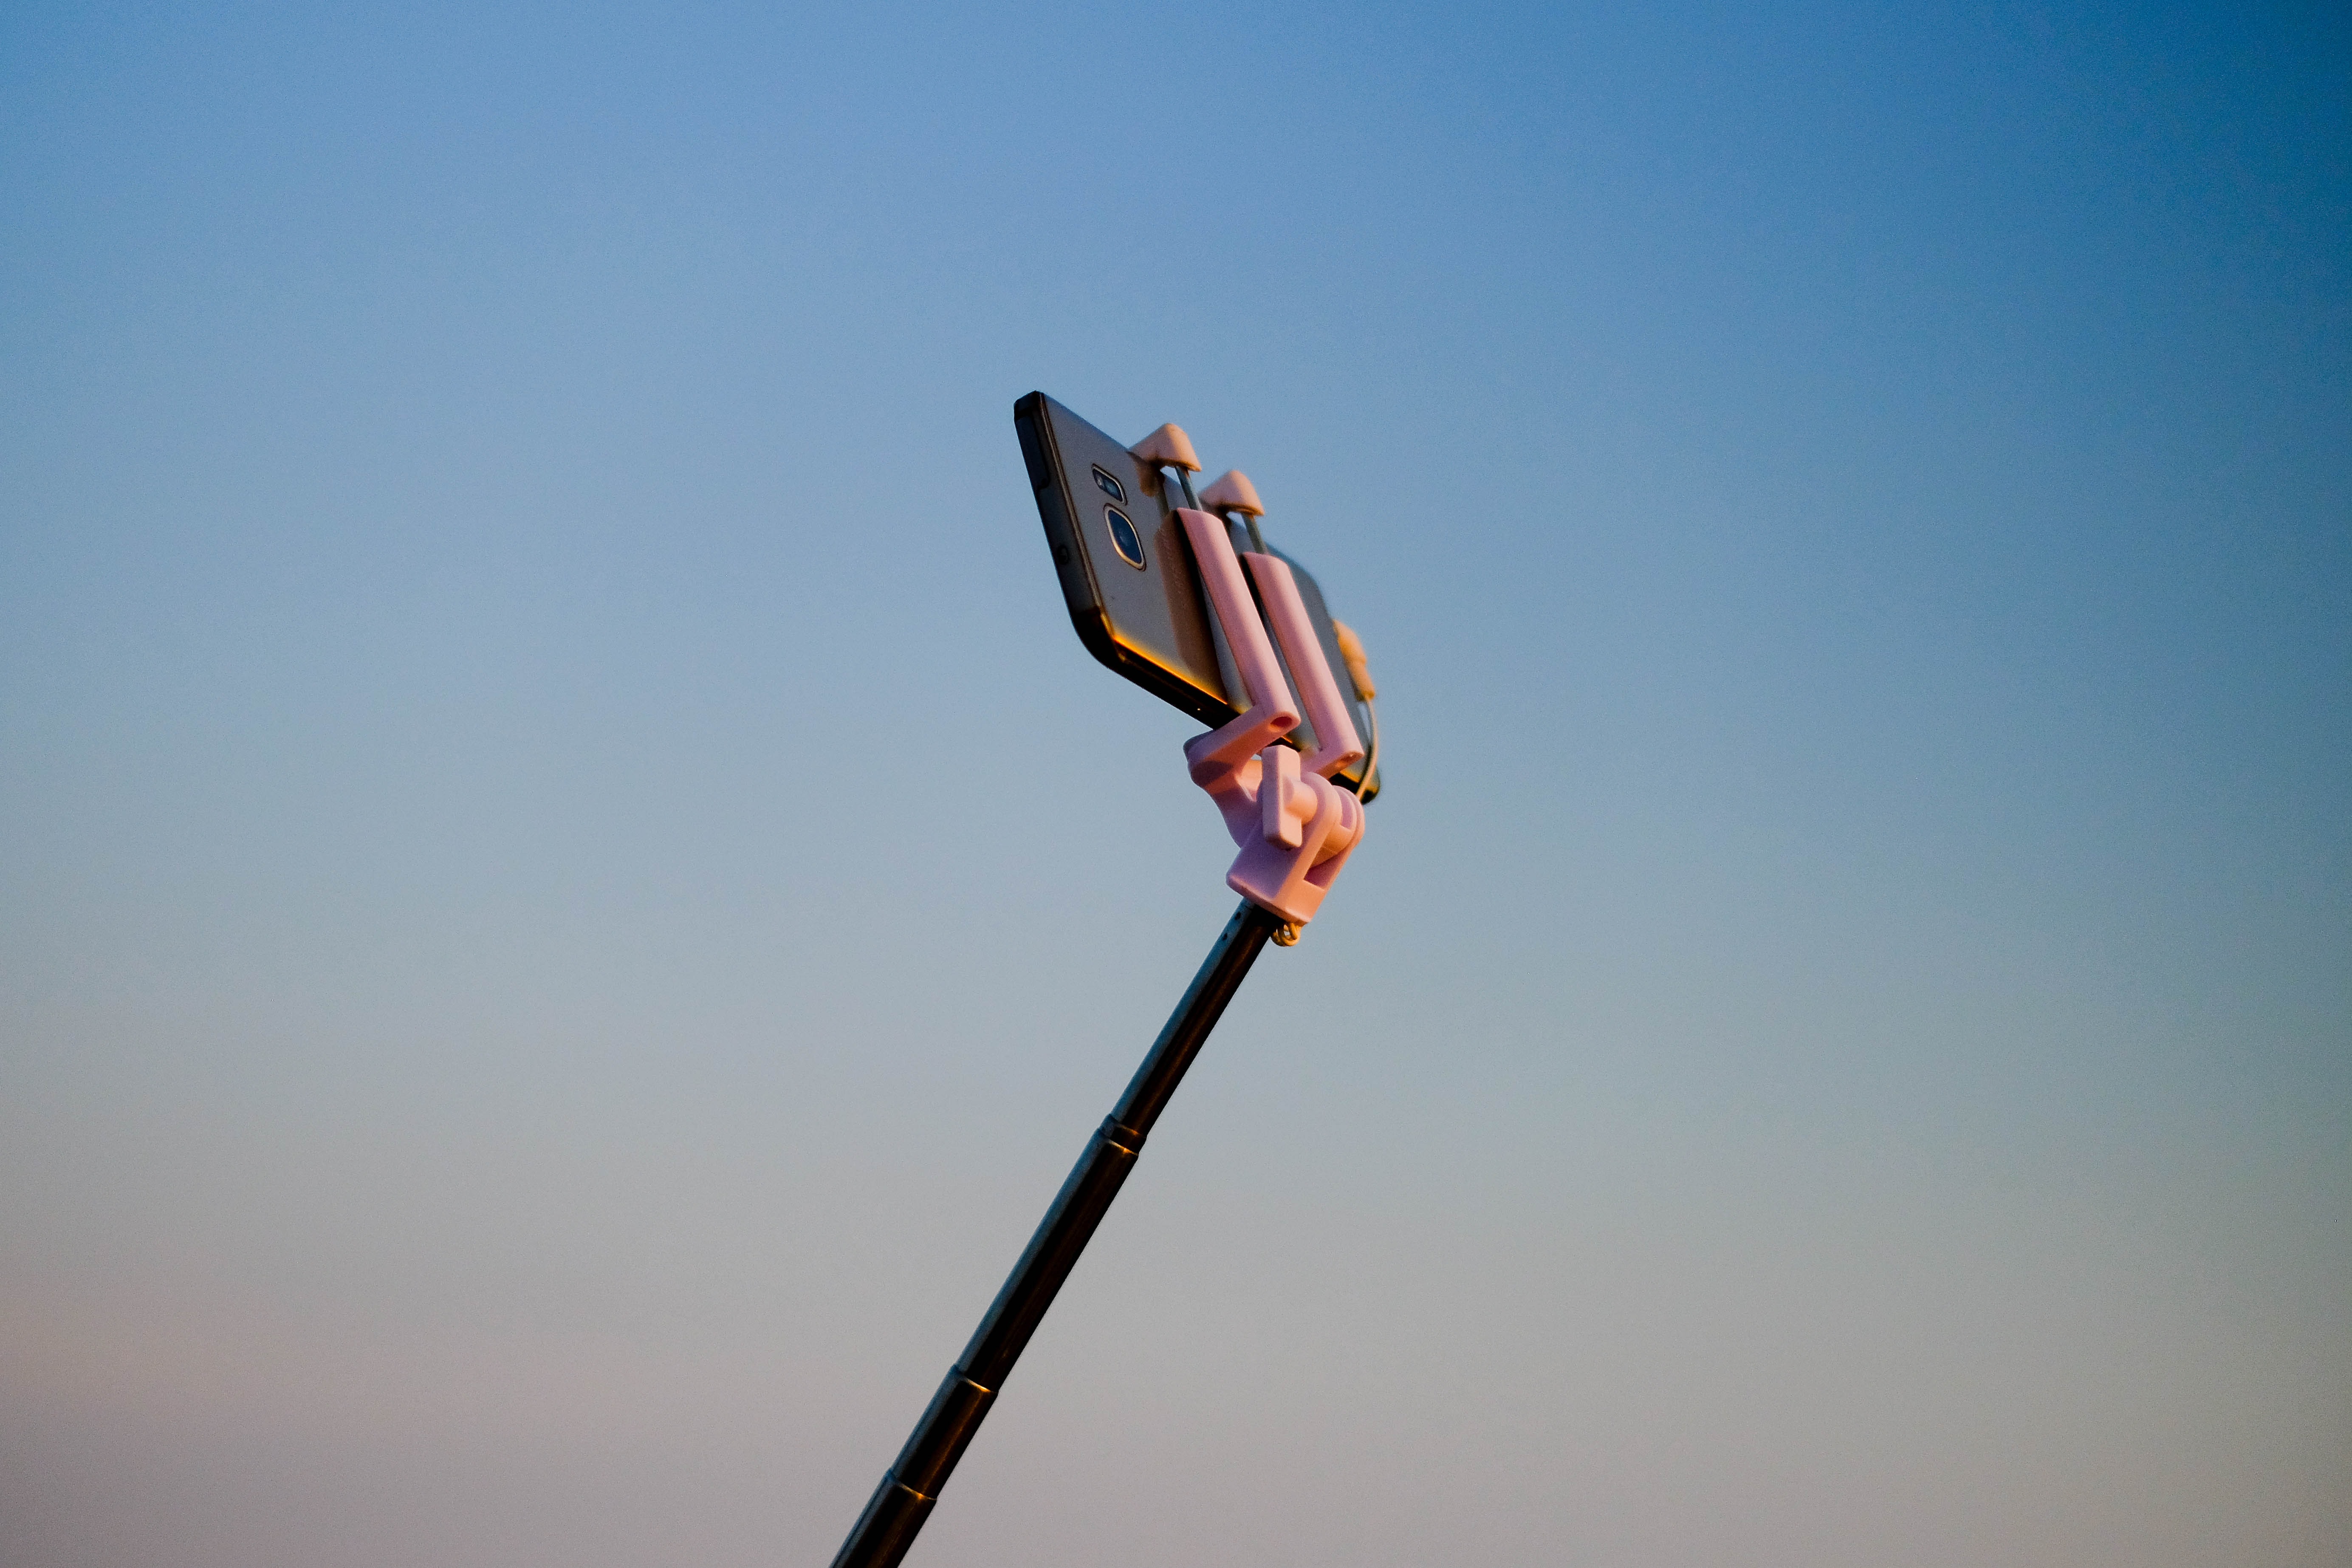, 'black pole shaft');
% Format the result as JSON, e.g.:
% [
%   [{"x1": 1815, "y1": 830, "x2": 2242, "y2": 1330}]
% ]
[{"x1": 827, "y1": 899, "x2": 1283, "y2": 1568}]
